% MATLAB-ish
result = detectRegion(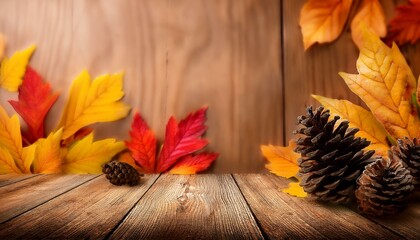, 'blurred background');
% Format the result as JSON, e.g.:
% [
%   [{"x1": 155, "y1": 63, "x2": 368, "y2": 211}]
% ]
[{"x1": 0, "y1": 0, "x2": 419, "y2": 172}]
